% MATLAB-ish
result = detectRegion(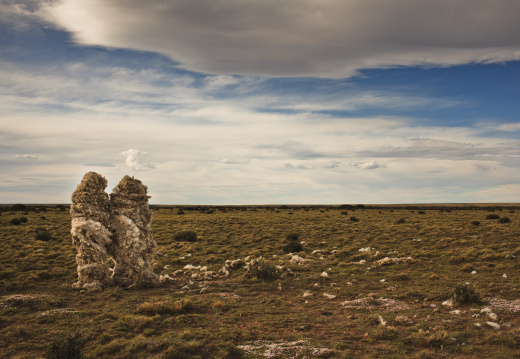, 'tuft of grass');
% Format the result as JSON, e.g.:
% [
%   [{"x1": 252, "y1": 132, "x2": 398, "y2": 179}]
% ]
[
  {"x1": 452, "y1": 283, "x2": 481, "y2": 305},
  {"x1": 285, "y1": 233, "x2": 299, "y2": 242},
  {"x1": 44, "y1": 332, "x2": 86, "y2": 359},
  {"x1": 137, "y1": 298, "x2": 193, "y2": 315},
  {"x1": 245, "y1": 260, "x2": 281, "y2": 282},
  {"x1": 173, "y1": 230, "x2": 198, "y2": 242},
  {"x1": 10, "y1": 218, "x2": 21, "y2": 225},
  {"x1": 35, "y1": 227, "x2": 52, "y2": 241}
]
